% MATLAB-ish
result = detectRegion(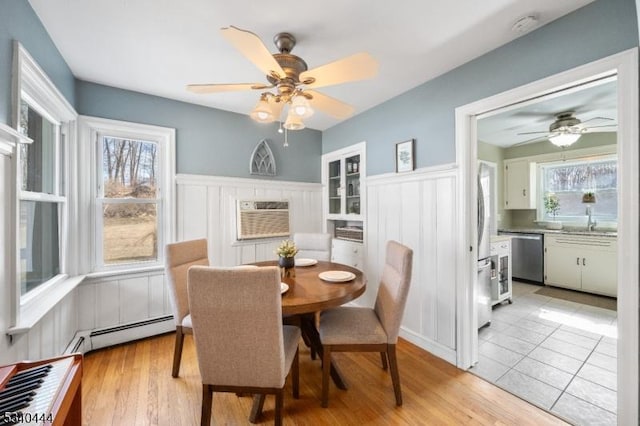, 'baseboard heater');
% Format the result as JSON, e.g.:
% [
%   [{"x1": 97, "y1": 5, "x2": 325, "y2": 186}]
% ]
[{"x1": 89, "y1": 315, "x2": 174, "y2": 351}]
